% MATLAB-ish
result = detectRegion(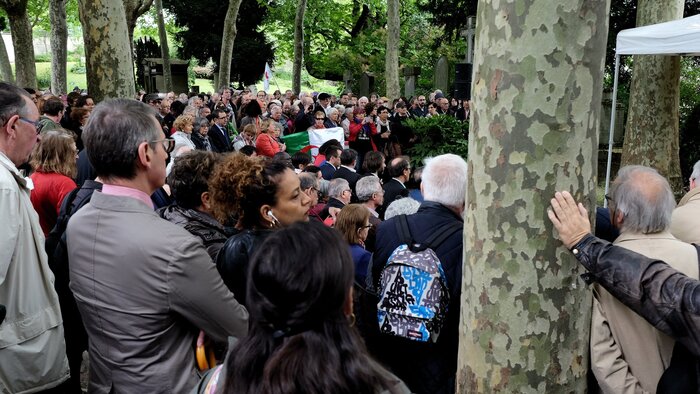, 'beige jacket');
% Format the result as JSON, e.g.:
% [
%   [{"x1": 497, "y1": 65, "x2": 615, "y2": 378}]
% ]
[
  {"x1": 670, "y1": 187, "x2": 700, "y2": 243},
  {"x1": 0, "y1": 152, "x2": 69, "y2": 393},
  {"x1": 591, "y1": 230, "x2": 699, "y2": 393},
  {"x1": 67, "y1": 191, "x2": 249, "y2": 393}
]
